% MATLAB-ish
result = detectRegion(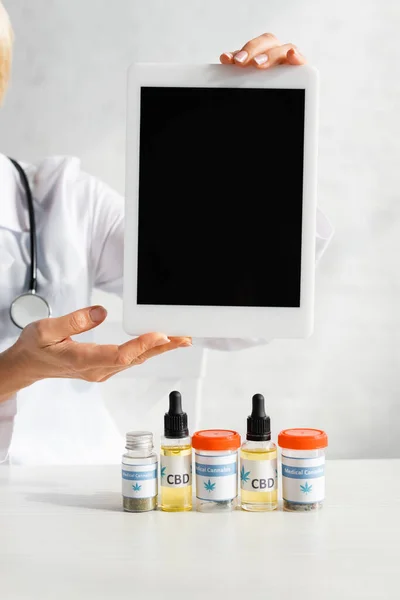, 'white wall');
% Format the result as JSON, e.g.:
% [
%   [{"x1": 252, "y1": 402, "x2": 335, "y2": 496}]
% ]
[{"x1": 1, "y1": 0, "x2": 399, "y2": 458}]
